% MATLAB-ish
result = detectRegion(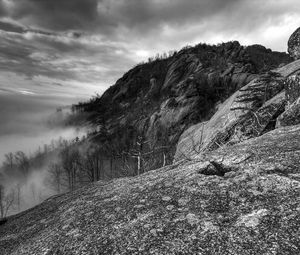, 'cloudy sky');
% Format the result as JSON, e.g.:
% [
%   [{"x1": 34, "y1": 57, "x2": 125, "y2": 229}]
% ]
[
  {"x1": 0, "y1": 0, "x2": 299, "y2": 99},
  {"x1": 0, "y1": 0, "x2": 300, "y2": 160}
]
